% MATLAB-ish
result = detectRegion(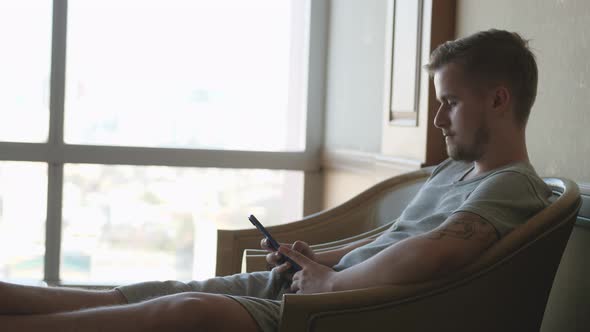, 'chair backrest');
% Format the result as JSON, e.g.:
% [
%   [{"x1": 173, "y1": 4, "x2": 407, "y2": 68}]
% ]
[
  {"x1": 371, "y1": 179, "x2": 426, "y2": 227},
  {"x1": 324, "y1": 166, "x2": 433, "y2": 230},
  {"x1": 541, "y1": 184, "x2": 590, "y2": 331}
]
